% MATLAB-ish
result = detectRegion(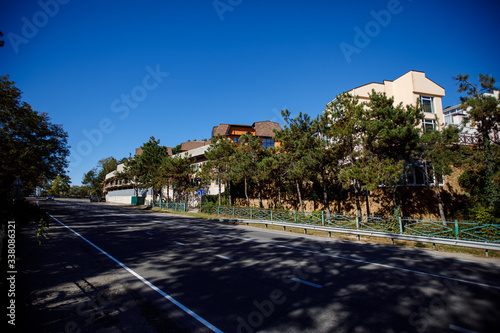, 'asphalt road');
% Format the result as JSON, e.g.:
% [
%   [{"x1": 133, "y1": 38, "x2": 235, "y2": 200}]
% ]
[{"x1": 22, "y1": 199, "x2": 500, "y2": 332}]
